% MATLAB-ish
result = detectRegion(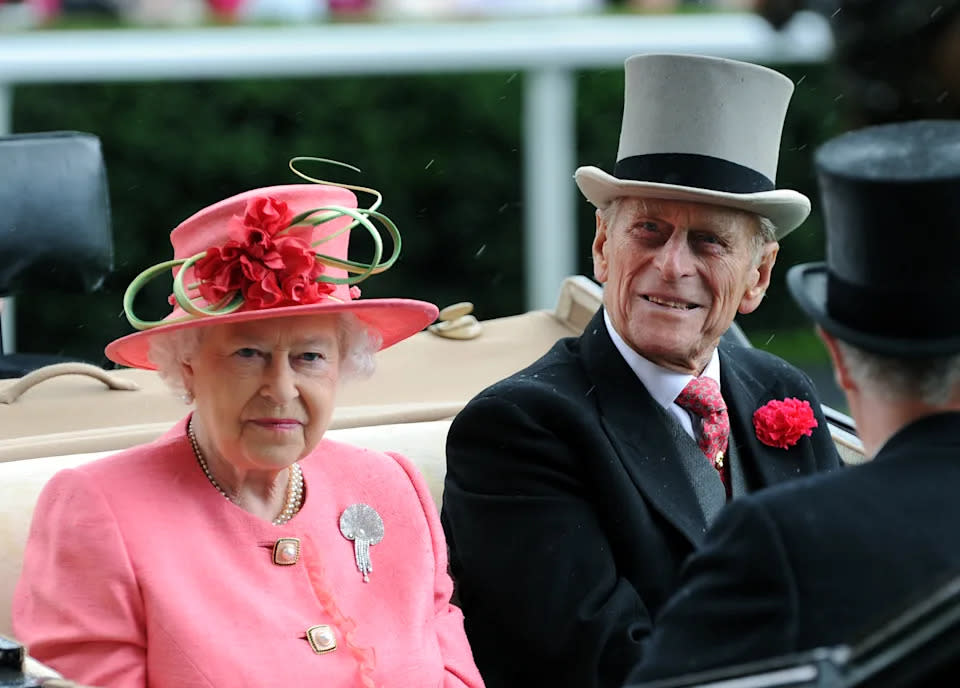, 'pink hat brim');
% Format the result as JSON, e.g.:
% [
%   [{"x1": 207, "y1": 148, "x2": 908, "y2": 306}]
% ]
[{"x1": 105, "y1": 297, "x2": 438, "y2": 370}]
